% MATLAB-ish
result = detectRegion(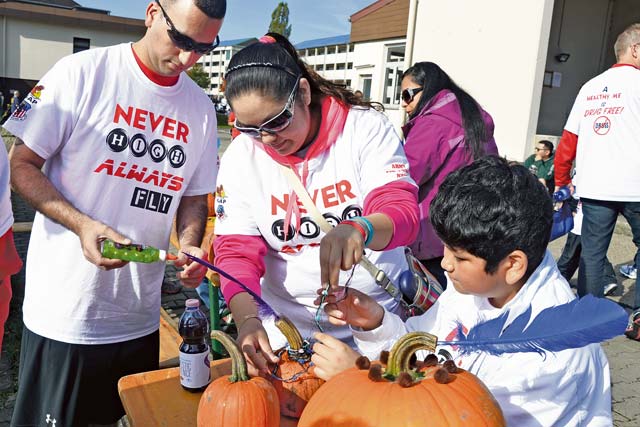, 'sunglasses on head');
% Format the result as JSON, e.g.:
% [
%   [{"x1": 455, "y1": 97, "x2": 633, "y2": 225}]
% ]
[
  {"x1": 402, "y1": 87, "x2": 423, "y2": 104},
  {"x1": 155, "y1": 1, "x2": 220, "y2": 55},
  {"x1": 234, "y1": 77, "x2": 301, "y2": 139}
]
